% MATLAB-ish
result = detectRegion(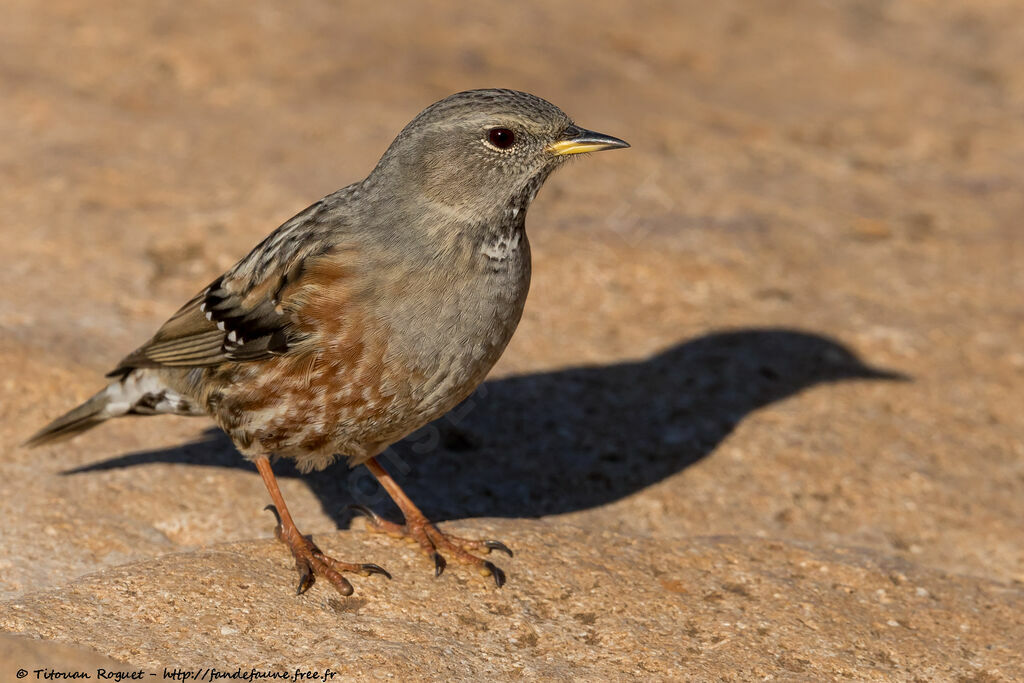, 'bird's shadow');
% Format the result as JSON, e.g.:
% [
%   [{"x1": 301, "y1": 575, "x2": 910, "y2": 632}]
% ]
[{"x1": 66, "y1": 328, "x2": 906, "y2": 526}]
